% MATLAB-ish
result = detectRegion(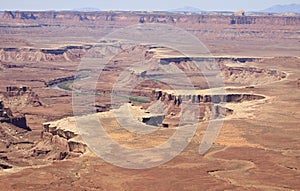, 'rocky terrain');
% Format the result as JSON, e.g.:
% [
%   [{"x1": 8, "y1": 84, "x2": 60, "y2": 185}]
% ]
[{"x1": 0, "y1": 10, "x2": 299, "y2": 190}]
